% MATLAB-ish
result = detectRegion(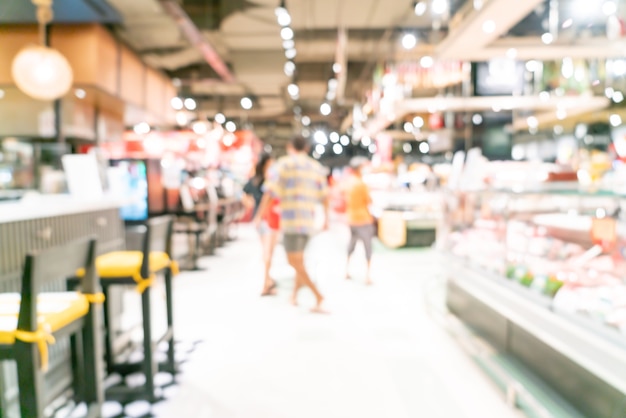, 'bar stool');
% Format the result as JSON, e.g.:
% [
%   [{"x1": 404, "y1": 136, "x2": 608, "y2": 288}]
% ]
[
  {"x1": 0, "y1": 237, "x2": 104, "y2": 418},
  {"x1": 92, "y1": 215, "x2": 178, "y2": 403}
]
